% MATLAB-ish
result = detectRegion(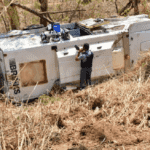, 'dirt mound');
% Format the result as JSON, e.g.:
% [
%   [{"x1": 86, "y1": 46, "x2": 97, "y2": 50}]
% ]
[
  {"x1": 88, "y1": 97, "x2": 104, "y2": 110},
  {"x1": 68, "y1": 144, "x2": 88, "y2": 150},
  {"x1": 49, "y1": 84, "x2": 65, "y2": 96},
  {"x1": 94, "y1": 110, "x2": 106, "y2": 120},
  {"x1": 43, "y1": 113, "x2": 66, "y2": 129},
  {"x1": 80, "y1": 122, "x2": 105, "y2": 142},
  {"x1": 69, "y1": 107, "x2": 87, "y2": 119}
]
